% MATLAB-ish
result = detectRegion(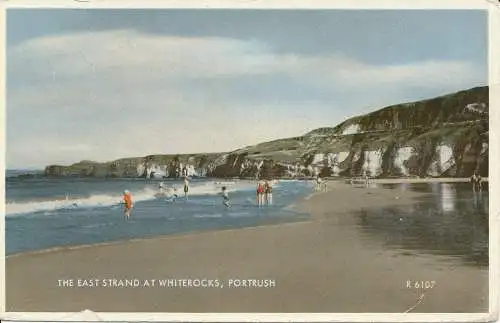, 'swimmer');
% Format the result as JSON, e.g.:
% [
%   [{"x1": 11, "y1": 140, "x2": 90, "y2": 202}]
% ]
[
  {"x1": 172, "y1": 187, "x2": 179, "y2": 202},
  {"x1": 221, "y1": 186, "x2": 231, "y2": 208}
]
